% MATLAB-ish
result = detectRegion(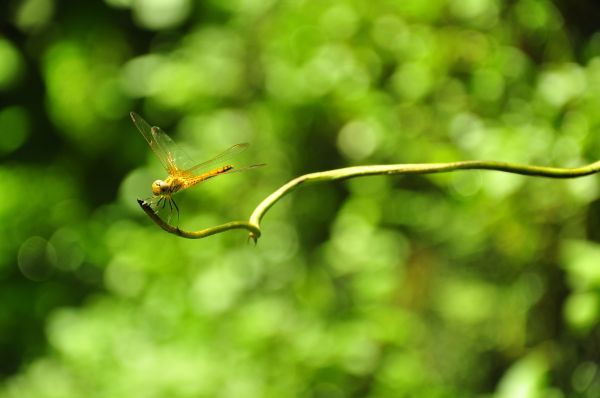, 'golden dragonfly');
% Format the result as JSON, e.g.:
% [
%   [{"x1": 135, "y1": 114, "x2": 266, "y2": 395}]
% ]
[{"x1": 131, "y1": 112, "x2": 264, "y2": 223}]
